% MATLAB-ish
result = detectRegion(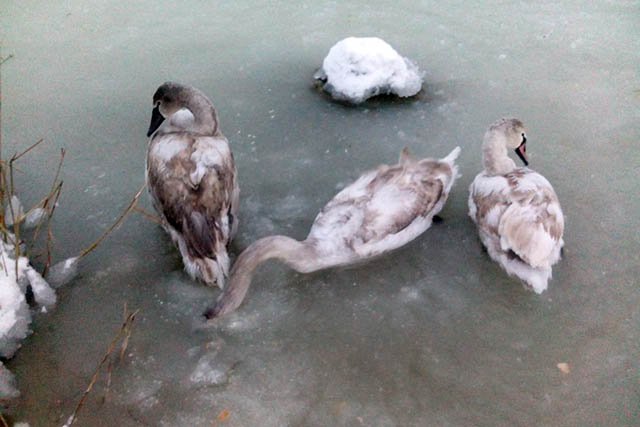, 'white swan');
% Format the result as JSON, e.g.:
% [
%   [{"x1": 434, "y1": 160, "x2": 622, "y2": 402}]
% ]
[
  {"x1": 468, "y1": 118, "x2": 564, "y2": 293},
  {"x1": 206, "y1": 146, "x2": 461, "y2": 318},
  {"x1": 146, "y1": 82, "x2": 239, "y2": 289}
]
